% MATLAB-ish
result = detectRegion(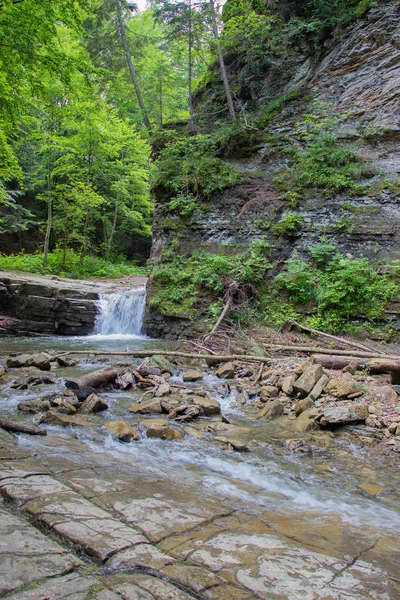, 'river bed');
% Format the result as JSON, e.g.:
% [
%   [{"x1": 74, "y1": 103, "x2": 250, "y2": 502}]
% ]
[{"x1": 1, "y1": 328, "x2": 400, "y2": 599}]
